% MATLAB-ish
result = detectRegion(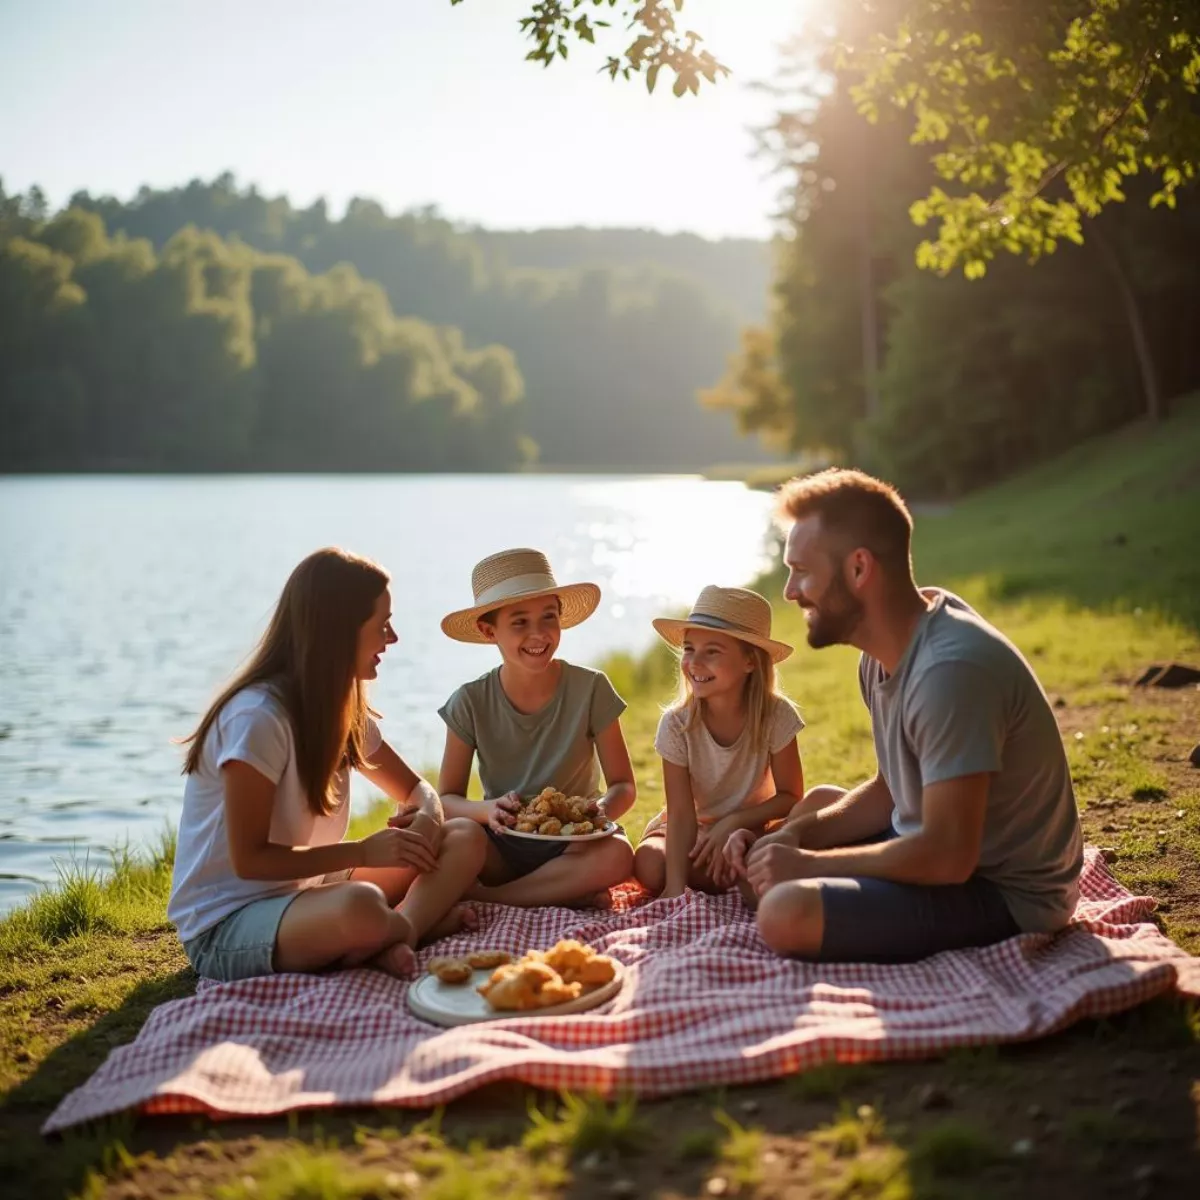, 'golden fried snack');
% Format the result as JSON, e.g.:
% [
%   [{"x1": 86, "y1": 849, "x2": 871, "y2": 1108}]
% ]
[
  {"x1": 572, "y1": 821, "x2": 594, "y2": 836},
  {"x1": 479, "y1": 961, "x2": 568, "y2": 1011},
  {"x1": 538, "y1": 978, "x2": 584, "y2": 1006},
  {"x1": 466, "y1": 949, "x2": 513, "y2": 970},
  {"x1": 537, "y1": 817, "x2": 563, "y2": 836},
  {"x1": 427, "y1": 957, "x2": 473, "y2": 985},
  {"x1": 559, "y1": 823, "x2": 577, "y2": 837},
  {"x1": 543, "y1": 938, "x2": 591, "y2": 974},
  {"x1": 514, "y1": 819, "x2": 538, "y2": 833},
  {"x1": 569, "y1": 954, "x2": 617, "y2": 986}
]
